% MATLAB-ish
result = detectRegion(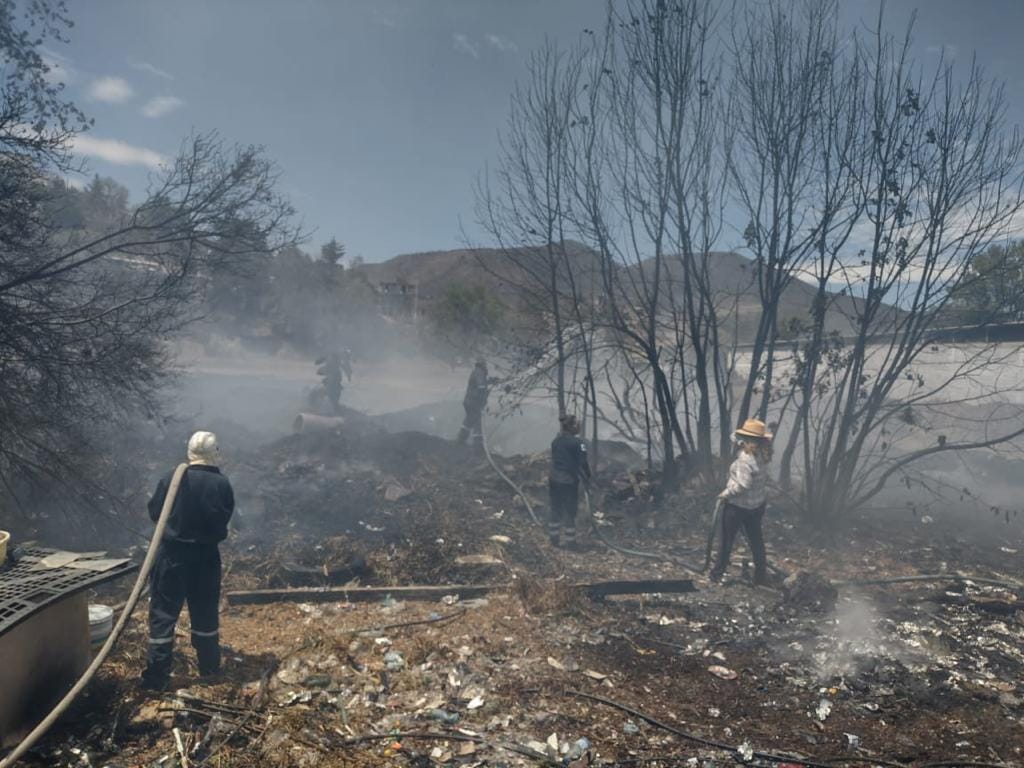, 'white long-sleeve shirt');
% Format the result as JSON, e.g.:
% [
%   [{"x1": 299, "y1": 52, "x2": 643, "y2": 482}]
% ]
[{"x1": 721, "y1": 450, "x2": 768, "y2": 510}]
